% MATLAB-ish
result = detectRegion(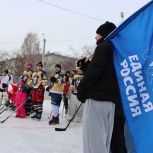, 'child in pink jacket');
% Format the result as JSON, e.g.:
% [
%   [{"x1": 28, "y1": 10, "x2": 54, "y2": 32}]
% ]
[{"x1": 15, "y1": 80, "x2": 28, "y2": 118}]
